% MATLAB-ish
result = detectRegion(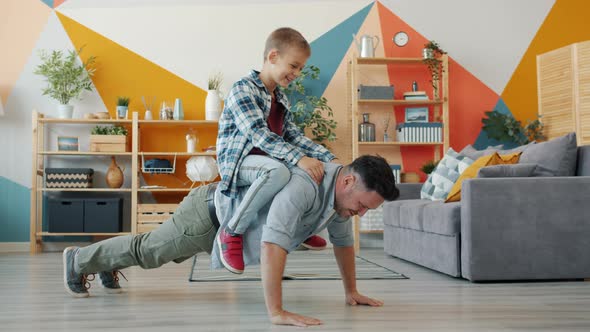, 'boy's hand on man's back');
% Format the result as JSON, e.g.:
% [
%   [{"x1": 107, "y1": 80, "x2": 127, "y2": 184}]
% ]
[{"x1": 297, "y1": 156, "x2": 324, "y2": 184}]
